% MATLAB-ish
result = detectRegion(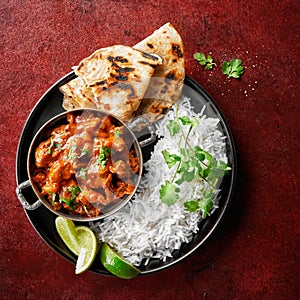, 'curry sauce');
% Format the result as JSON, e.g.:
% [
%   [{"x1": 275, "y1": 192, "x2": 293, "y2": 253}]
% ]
[{"x1": 31, "y1": 111, "x2": 139, "y2": 218}]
